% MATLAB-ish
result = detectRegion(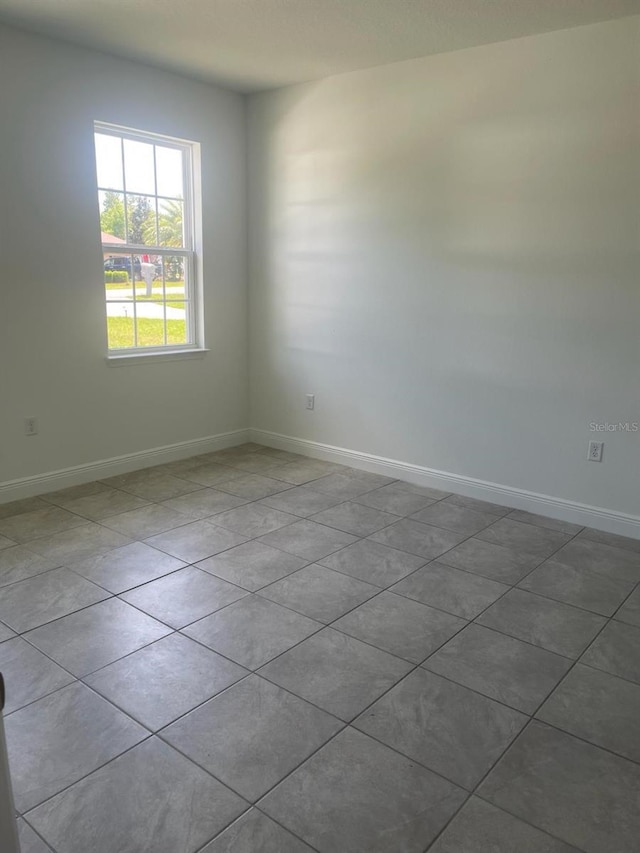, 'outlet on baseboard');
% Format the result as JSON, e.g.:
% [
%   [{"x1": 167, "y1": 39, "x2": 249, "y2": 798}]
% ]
[{"x1": 587, "y1": 440, "x2": 603, "y2": 462}]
